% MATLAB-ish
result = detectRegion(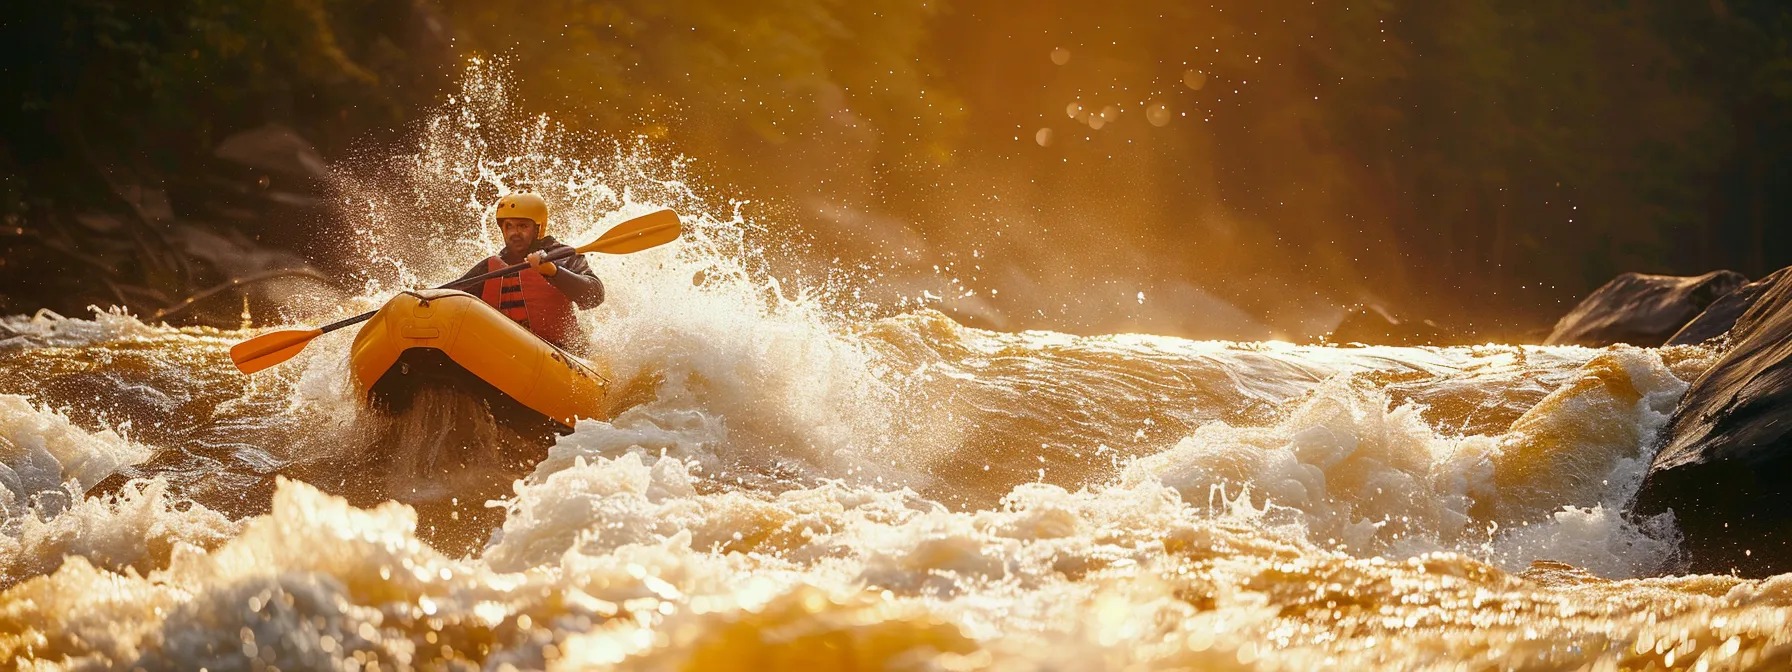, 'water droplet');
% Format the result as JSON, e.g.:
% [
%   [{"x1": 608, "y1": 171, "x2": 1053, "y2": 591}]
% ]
[
  {"x1": 1050, "y1": 48, "x2": 1071, "y2": 65},
  {"x1": 1035, "y1": 128, "x2": 1055, "y2": 147}
]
